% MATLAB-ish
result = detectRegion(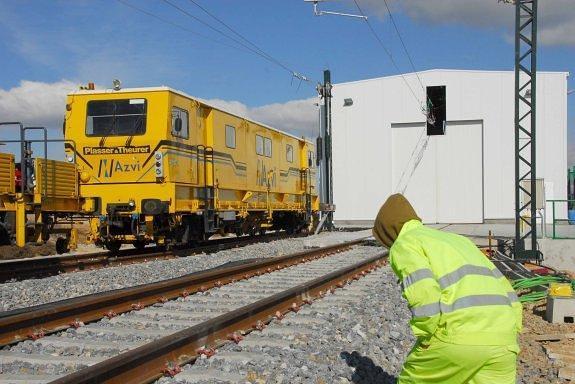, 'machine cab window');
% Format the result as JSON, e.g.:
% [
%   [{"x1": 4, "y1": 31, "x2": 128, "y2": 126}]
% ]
[
  {"x1": 171, "y1": 107, "x2": 189, "y2": 139},
  {"x1": 256, "y1": 135, "x2": 264, "y2": 155},
  {"x1": 86, "y1": 99, "x2": 147, "y2": 136},
  {"x1": 286, "y1": 144, "x2": 293, "y2": 163},
  {"x1": 225, "y1": 125, "x2": 236, "y2": 148},
  {"x1": 264, "y1": 138, "x2": 272, "y2": 158}
]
